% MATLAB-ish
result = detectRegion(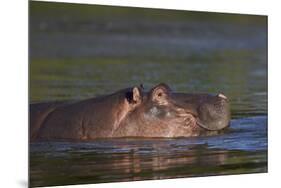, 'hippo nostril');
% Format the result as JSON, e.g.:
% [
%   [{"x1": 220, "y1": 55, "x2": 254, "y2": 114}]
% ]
[{"x1": 218, "y1": 93, "x2": 227, "y2": 100}]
